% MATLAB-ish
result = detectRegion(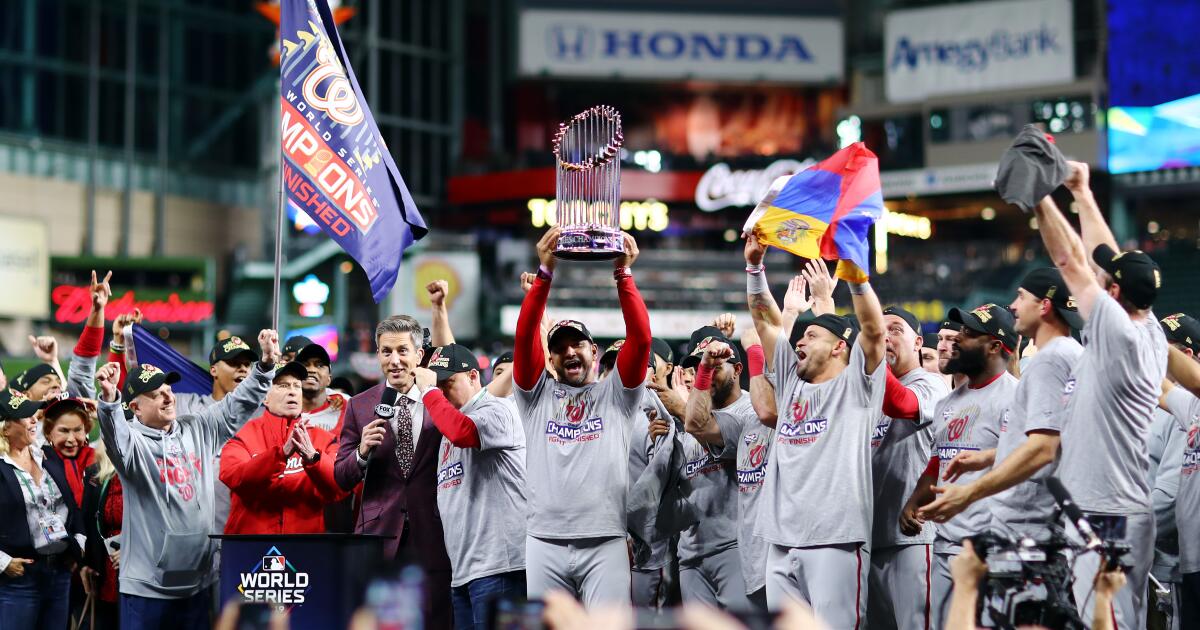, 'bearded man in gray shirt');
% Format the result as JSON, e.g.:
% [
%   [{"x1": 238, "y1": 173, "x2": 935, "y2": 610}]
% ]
[
  {"x1": 1033, "y1": 162, "x2": 1167, "y2": 629},
  {"x1": 743, "y1": 231, "x2": 887, "y2": 626}
]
